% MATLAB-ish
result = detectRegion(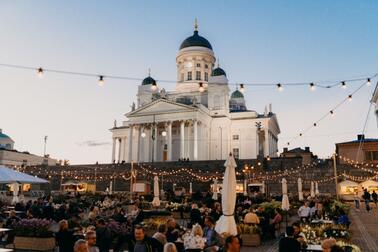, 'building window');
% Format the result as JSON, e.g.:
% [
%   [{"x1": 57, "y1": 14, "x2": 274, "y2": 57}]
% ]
[
  {"x1": 233, "y1": 135, "x2": 239, "y2": 140},
  {"x1": 187, "y1": 71, "x2": 192, "y2": 81},
  {"x1": 196, "y1": 71, "x2": 201, "y2": 80},
  {"x1": 233, "y1": 148, "x2": 239, "y2": 159},
  {"x1": 205, "y1": 72, "x2": 208, "y2": 81},
  {"x1": 196, "y1": 63, "x2": 201, "y2": 67},
  {"x1": 205, "y1": 64, "x2": 208, "y2": 69},
  {"x1": 365, "y1": 151, "x2": 378, "y2": 161}
]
